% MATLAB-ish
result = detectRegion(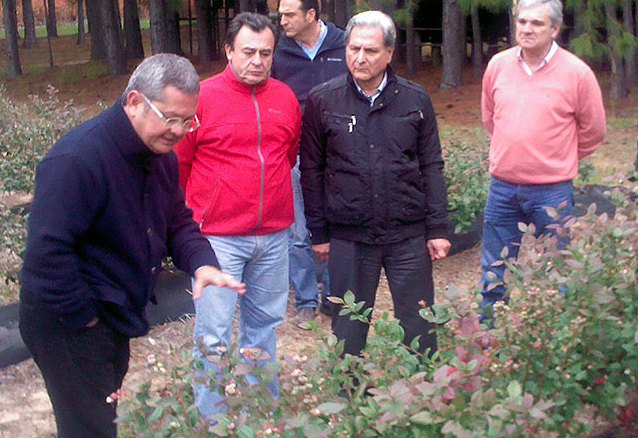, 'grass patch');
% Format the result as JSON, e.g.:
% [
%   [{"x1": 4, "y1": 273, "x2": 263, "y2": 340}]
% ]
[
  {"x1": 607, "y1": 115, "x2": 637, "y2": 131},
  {"x1": 1, "y1": 20, "x2": 151, "y2": 40},
  {"x1": 576, "y1": 115, "x2": 637, "y2": 186},
  {"x1": 56, "y1": 61, "x2": 109, "y2": 85}
]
